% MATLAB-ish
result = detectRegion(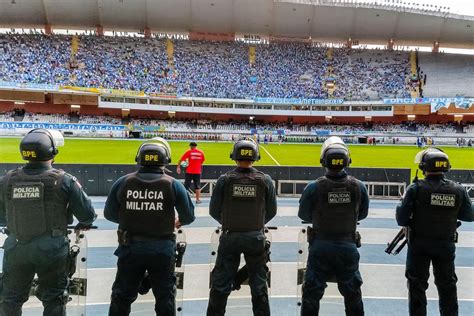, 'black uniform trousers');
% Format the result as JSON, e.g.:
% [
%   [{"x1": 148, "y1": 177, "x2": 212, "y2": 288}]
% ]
[
  {"x1": 301, "y1": 239, "x2": 364, "y2": 316},
  {"x1": 109, "y1": 240, "x2": 176, "y2": 316},
  {"x1": 406, "y1": 238, "x2": 458, "y2": 316},
  {"x1": 0, "y1": 235, "x2": 69, "y2": 316},
  {"x1": 207, "y1": 231, "x2": 270, "y2": 316}
]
